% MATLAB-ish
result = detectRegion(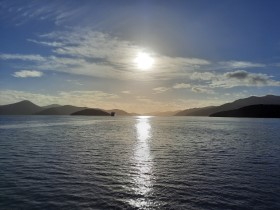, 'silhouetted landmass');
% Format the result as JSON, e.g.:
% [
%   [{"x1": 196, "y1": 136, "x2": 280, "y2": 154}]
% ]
[
  {"x1": 71, "y1": 108, "x2": 111, "y2": 116},
  {"x1": 42, "y1": 104, "x2": 61, "y2": 109},
  {"x1": 0, "y1": 100, "x2": 44, "y2": 115},
  {"x1": 210, "y1": 104, "x2": 280, "y2": 118},
  {"x1": 175, "y1": 106, "x2": 216, "y2": 116},
  {"x1": 1, "y1": 95, "x2": 280, "y2": 117},
  {"x1": 175, "y1": 95, "x2": 280, "y2": 116},
  {"x1": 35, "y1": 105, "x2": 86, "y2": 115},
  {"x1": 106, "y1": 109, "x2": 131, "y2": 116},
  {"x1": 0, "y1": 100, "x2": 134, "y2": 116}
]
